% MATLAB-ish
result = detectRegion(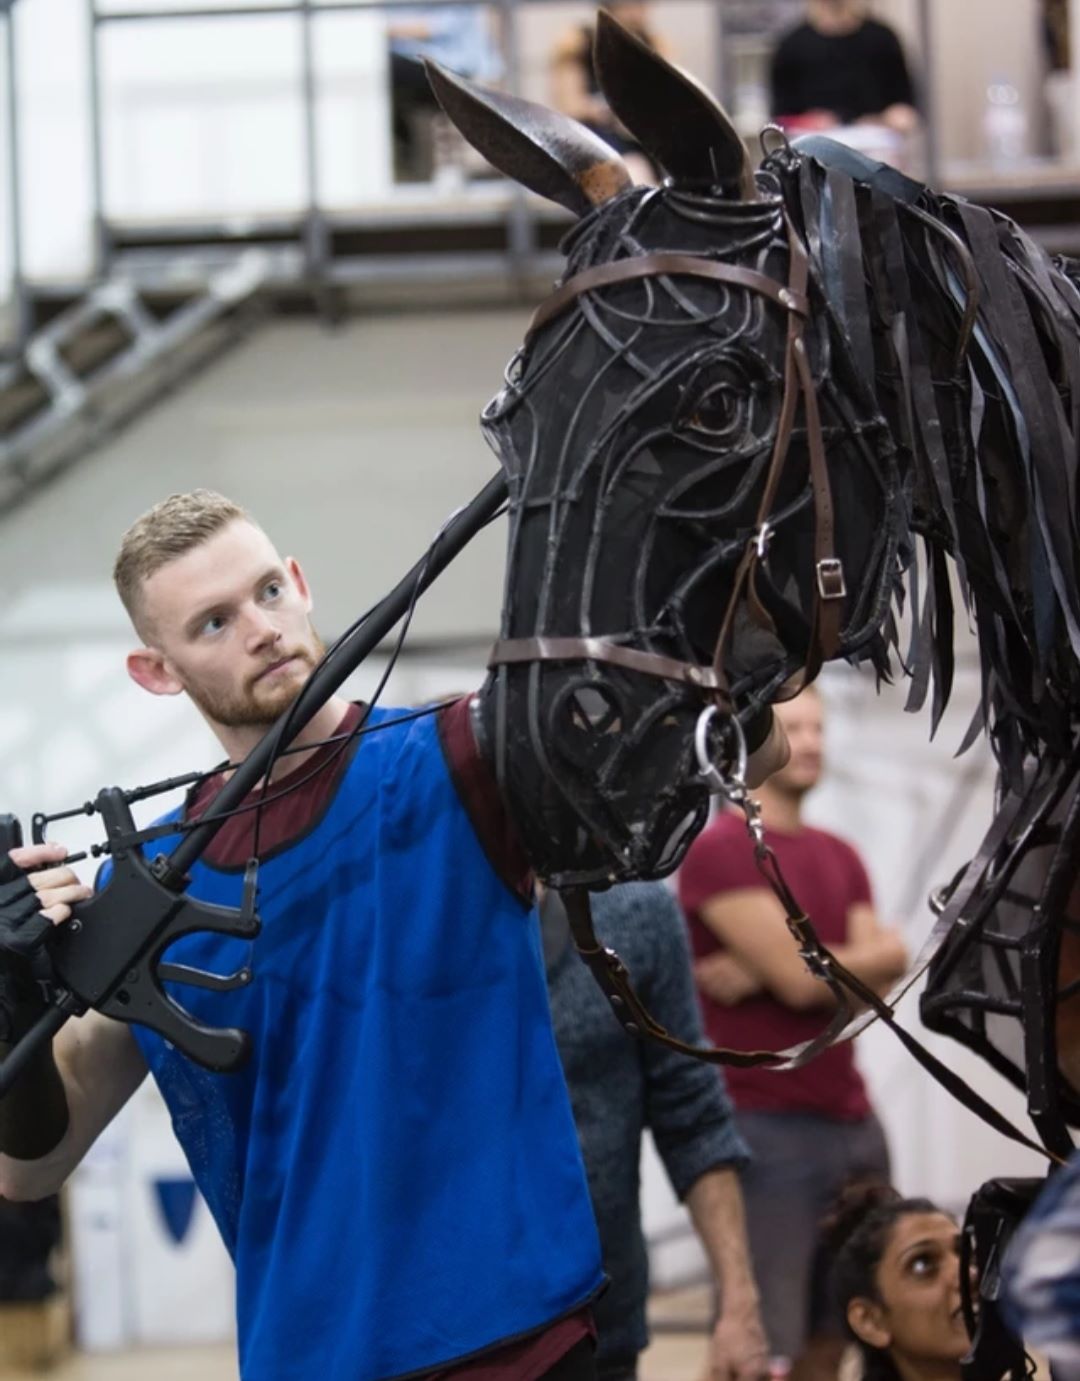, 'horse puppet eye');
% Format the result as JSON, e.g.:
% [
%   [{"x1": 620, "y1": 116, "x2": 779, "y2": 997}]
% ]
[
  {"x1": 677, "y1": 356, "x2": 769, "y2": 446},
  {"x1": 688, "y1": 383, "x2": 740, "y2": 437}
]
